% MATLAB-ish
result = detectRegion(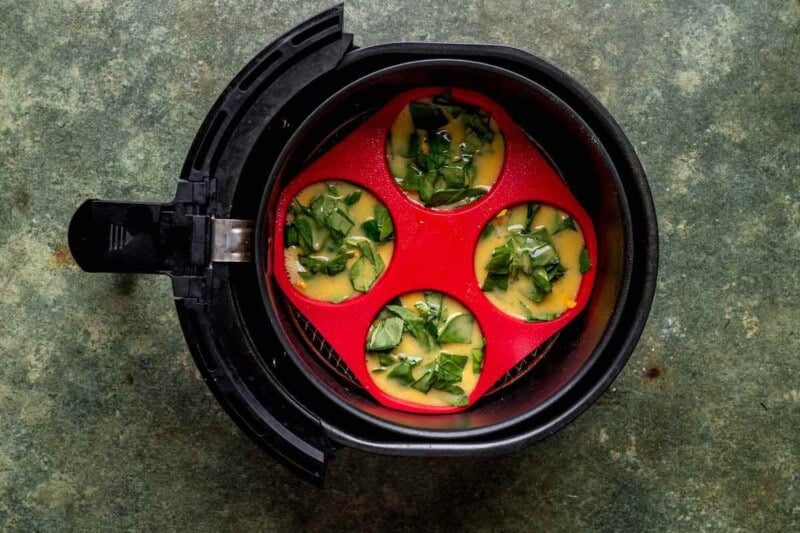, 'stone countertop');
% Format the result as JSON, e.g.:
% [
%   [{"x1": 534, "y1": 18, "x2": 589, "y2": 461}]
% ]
[{"x1": 1, "y1": 1, "x2": 798, "y2": 531}]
